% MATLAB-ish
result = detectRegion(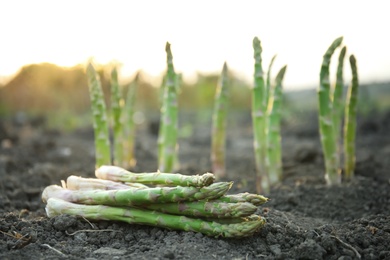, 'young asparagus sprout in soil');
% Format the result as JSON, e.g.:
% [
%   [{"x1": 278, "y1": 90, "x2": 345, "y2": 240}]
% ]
[
  {"x1": 110, "y1": 66, "x2": 124, "y2": 166},
  {"x1": 252, "y1": 37, "x2": 287, "y2": 193},
  {"x1": 344, "y1": 55, "x2": 359, "y2": 180},
  {"x1": 318, "y1": 36, "x2": 344, "y2": 185},
  {"x1": 266, "y1": 65, "x2": 287, "y2": 185},
  {"x1": 211, "y1": 62, "x2": 230, "y2": 178},
  {"x1": 158, "y1": 42, "x2": 179, "y2": 172},
  {"x1": 121, "y1": 72, "x2": 139, "y2": 168},
  {"x1": 87, "y1": 63, "x2": 111, "y2": 168},
  {"x1": 318, "y1": 37, "x2": 359, "y2": 184},
  {"x1": 252, "y1": 37, "x2": 269, "y2": 193}
]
